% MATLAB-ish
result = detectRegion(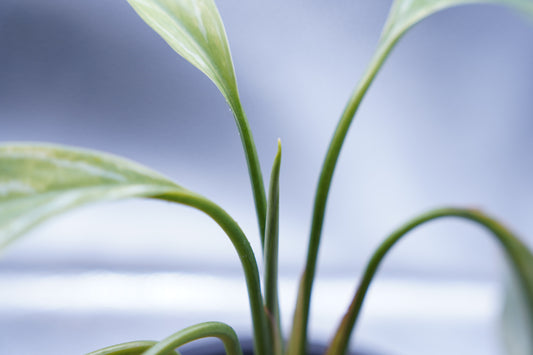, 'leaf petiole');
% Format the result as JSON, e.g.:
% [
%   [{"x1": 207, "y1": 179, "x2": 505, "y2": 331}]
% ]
[
  {"x1": 141, "y1": 322, "x2": 242, "y2": 355},
  {"x1": 325, "y1": 207, "x2": 533, "y2": 355},
  {"x1": 85, "y1": 340, "x2": 179, "y2": 355}
]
